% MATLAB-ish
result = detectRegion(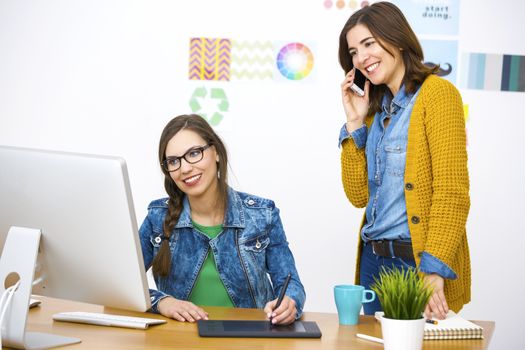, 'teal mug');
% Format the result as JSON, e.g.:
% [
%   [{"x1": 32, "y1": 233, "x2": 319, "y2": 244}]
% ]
[{"x1": 334, "y1": 285, "x2": 375, "y2": 325}]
